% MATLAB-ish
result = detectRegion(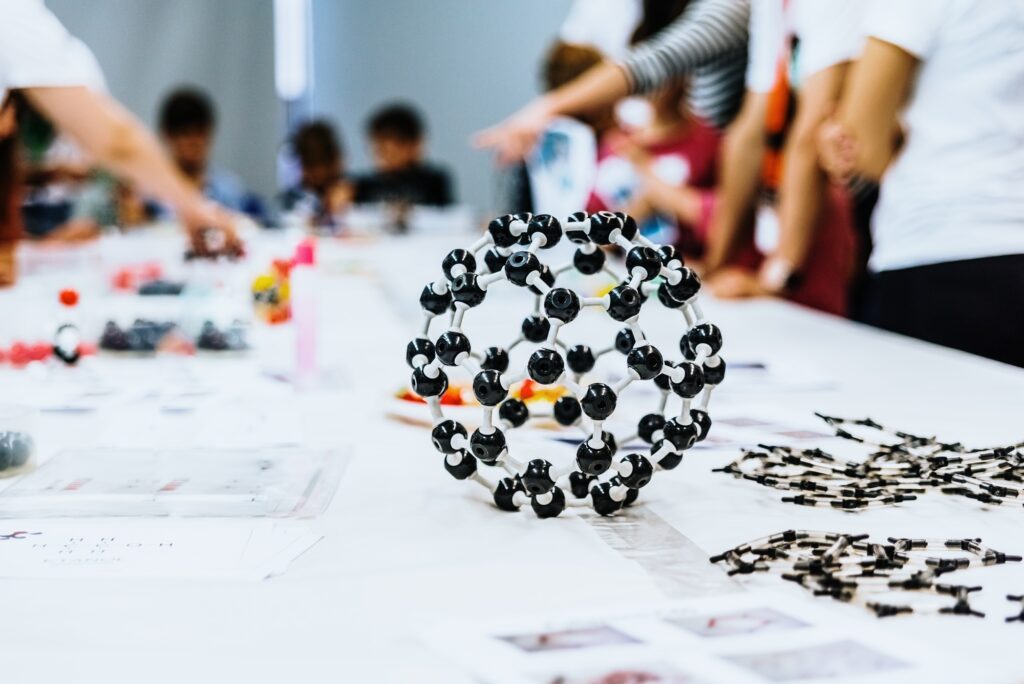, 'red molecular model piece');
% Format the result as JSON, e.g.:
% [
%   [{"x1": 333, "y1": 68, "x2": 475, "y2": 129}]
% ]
[{"x1": 59, "y1": 288, "x2": 79, "y2": 307}]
